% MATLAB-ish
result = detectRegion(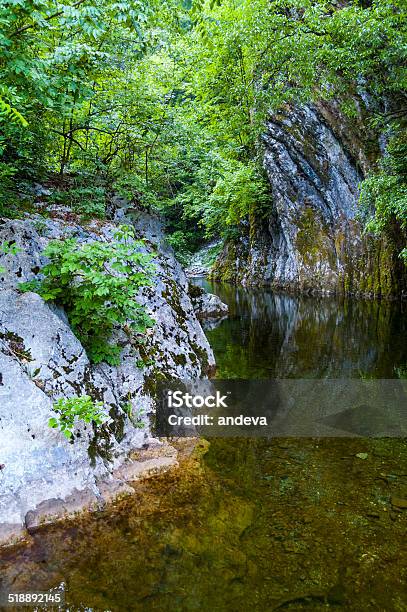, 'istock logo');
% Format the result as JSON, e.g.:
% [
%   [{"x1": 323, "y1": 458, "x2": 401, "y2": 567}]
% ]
[{"x1": 167, "y1": 390, "x2": 229, "y2": 409}]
